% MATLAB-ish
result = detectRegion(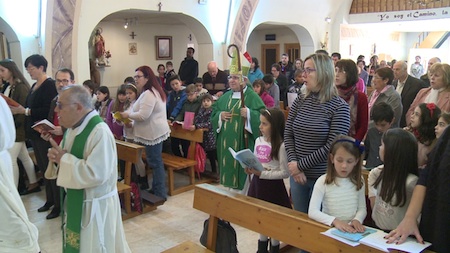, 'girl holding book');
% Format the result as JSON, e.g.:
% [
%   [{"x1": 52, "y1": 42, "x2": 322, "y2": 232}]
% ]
[
  {"x1": 106, "y1": 84, "x2": 128, "y2": 140},
  {"x1": 368, "y1": 128, "x2": 419, "y2": 231},
  {"x1": 308, "y1": 135, "x2": 366, "y2": 233},
  {"x1": 245, "y1": 108, "x2": 291, "y2": 253}
]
